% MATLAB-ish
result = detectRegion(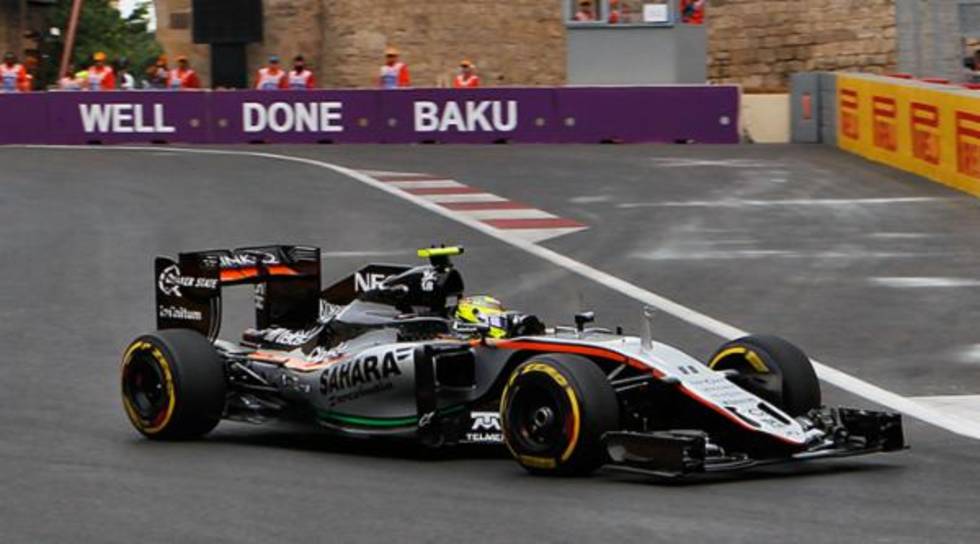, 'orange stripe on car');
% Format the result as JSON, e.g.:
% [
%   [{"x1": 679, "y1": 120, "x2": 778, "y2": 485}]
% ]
[
  {"x1": 488, "y1": 339, "x2": 665, "y2": 378},
  {"x1": 220, "y1": 266, "x2": 300, "y2": 282}
]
